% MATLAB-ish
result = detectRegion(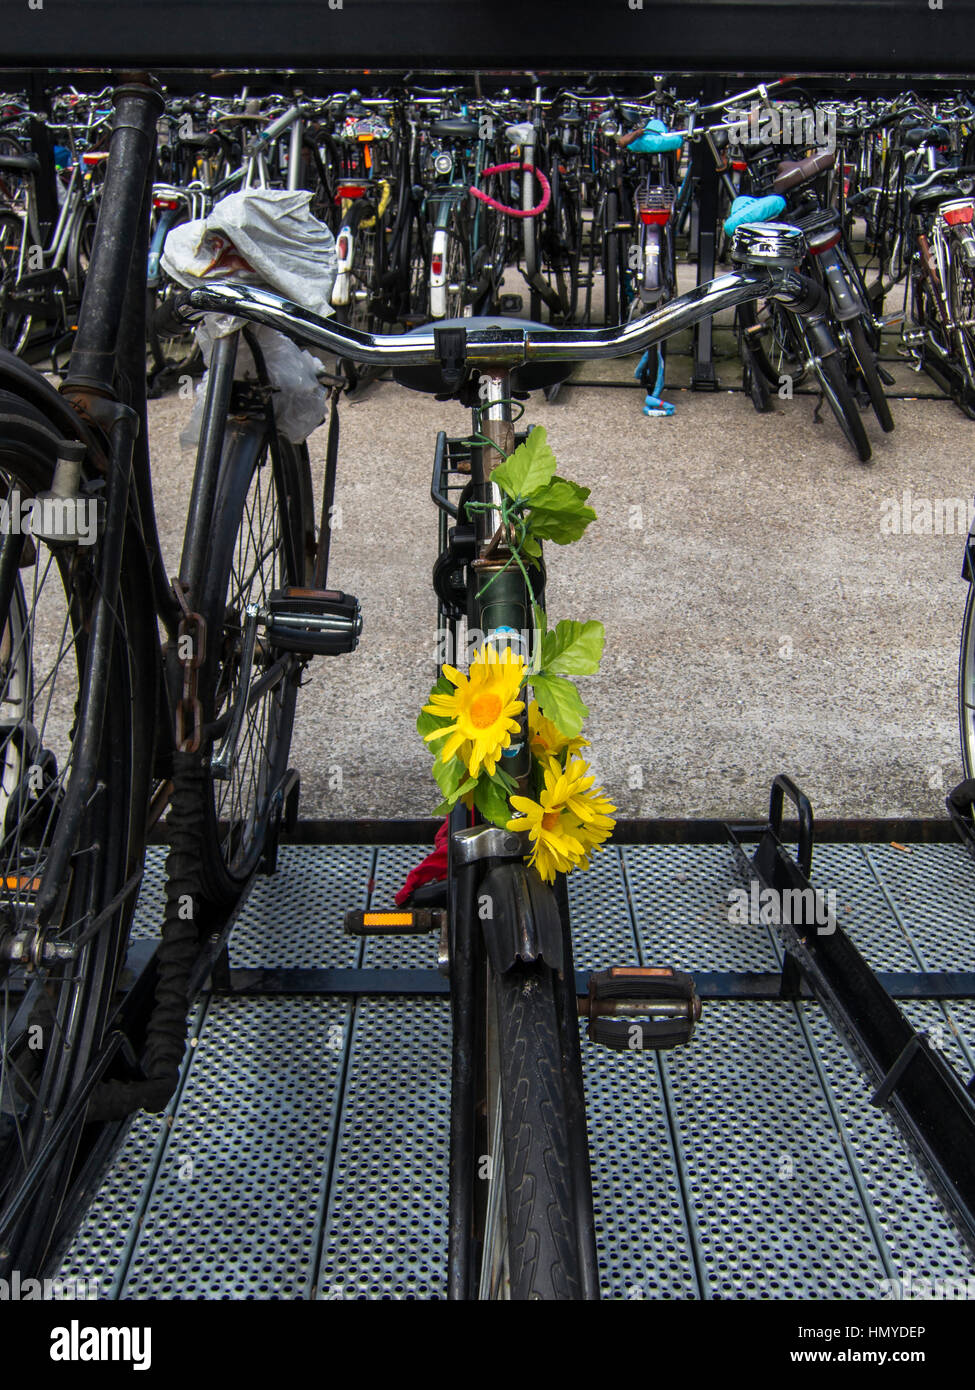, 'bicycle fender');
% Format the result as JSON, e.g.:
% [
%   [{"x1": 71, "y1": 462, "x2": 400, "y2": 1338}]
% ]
[
  {"x1": 641, "y1": 224, "x2": 662, "y2": 296},
  {"x1": 479, "y1": 862, "x2": 565, "y2": 976},
  {"x1": 819, "y1": 249, "x2": 864, "y2": 322}
]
